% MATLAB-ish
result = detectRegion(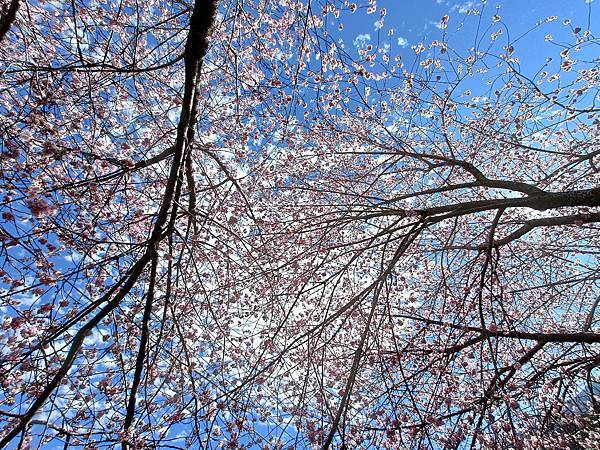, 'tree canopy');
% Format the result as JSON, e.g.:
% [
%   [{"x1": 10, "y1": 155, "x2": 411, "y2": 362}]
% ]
[{"x1": 0, "y1": 0, "x2": 599, "y2": 448}]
